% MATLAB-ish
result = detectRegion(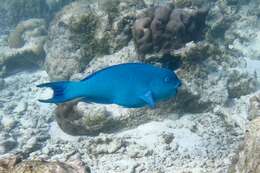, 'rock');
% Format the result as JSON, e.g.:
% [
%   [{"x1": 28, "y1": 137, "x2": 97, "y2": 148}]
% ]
[
  {"x1": 54, "y1": 81, "x2": 179, "y2": 136},
  {"x1": 229, "y1": 117, "x2": 260, "y2": 173},
  {"x1": 169, "y1": 42, "x2": 228, "y2": 112},
  {"x1": 169, "y1": 43, "x2": 256, "y2": 113},
  {"x1": 20, "y1": 118, "x2": 37, "y2": 129},
  {"x1": 127, "y1": 144, "x2": 149, "y2": 159},
  {"x1": 160, "y1": 132, "x2": 175, "y2": 144},
  {"x1": 8, "y1": 18, "x2": 47, "y2": 48},
  {"x1": 0, "y1": 18, "x2": 47, "y2": 77},
  {"x1": 0, "y1": 155, "x2": 21, "y2": 173},
  {"x1": 227, "y1": 70, "x2": 257, "y2": 98},
  {"x1": 87, "y1": 136, "x2": 124, "y2": 155},
  {"x1": 55, "y1": 101, "x2": 114, "y2": 136},
  {"x1": 13, "y1": 161, "x2": 90, "y2": 173},
  {"x1": 44, "y1": 0, "x2": 145, "y2": 80},
  {"x1": 13, "y1": 102, "x2": 28, "y2": 114},
  {"x1": 0, "y1": 138, "x2": 17, "y2": 155},
  {"x1": 0, "y1": 78, "x2": 5, "y2": 90},
  {"x1": 132, "y1": 3, "x2": 208, "y2": 56},
  {"x1": 248, "y1": 93, "x2": 260, "y2": 120},
  {"x1": 205, "y1": 0, "x2": 238, "y2": 43},
  {"x1": 55, "y1": 98, "x2": 177, "y2": 136},
  {"x1": 44, "y1": 2, "x2": 99, "y2": 80},
  {"x1": 1, "y1": 116, "x2": 17, "y2": 130},
  {"x1": 23, "y1": 136, "x2": 40, "y2": 153},
  {"x1": 223, "y1": 0, "x2": 260, "y2": 61},
  {"x1": 0, "y1": 155, "x2": 90, "y2": 173}
]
